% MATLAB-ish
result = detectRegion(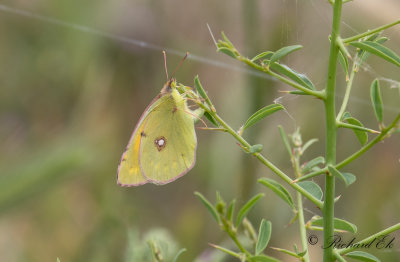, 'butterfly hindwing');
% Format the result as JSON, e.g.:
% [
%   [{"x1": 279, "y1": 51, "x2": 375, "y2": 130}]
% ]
[
  {"x1": 117, "y1": 83, "x2": 197, "y2": 186},
  {"x1": 117, "y1": 92, "x2": 168, "y2": 186},
  {"x1": 139, "y1": 88, "x2": 197, "y2": 184}
]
